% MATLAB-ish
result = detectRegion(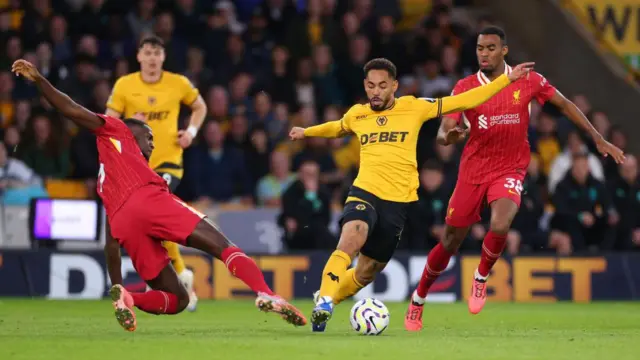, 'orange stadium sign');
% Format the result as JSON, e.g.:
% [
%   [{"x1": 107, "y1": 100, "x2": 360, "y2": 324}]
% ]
[{"x1": 562, "y1": 0, "x2": 640, "y2": 70}]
